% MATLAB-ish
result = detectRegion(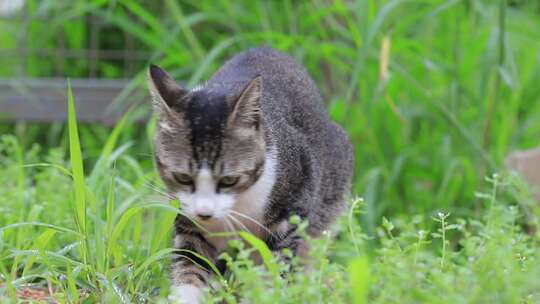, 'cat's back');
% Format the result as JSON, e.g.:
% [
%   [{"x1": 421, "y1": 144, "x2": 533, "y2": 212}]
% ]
[
  {"x1": 209, "y1": 47, "x2": 352, "y2": 163},
  {"x1": 208, "y1": 47, "x2": 329, "y2": 129}
]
